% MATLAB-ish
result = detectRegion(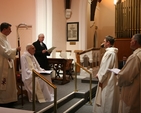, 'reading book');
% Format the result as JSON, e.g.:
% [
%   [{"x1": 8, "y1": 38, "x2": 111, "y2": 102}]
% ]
[
  {"x1": 108, "y1": 68, "x2": 121, "y2": 74},
  {"x1": 38, "y1": 70, "x2": 52, "y2": 74},
  {"x1": 47, "y1": 47, "x2": 56, "y2": 53}
]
